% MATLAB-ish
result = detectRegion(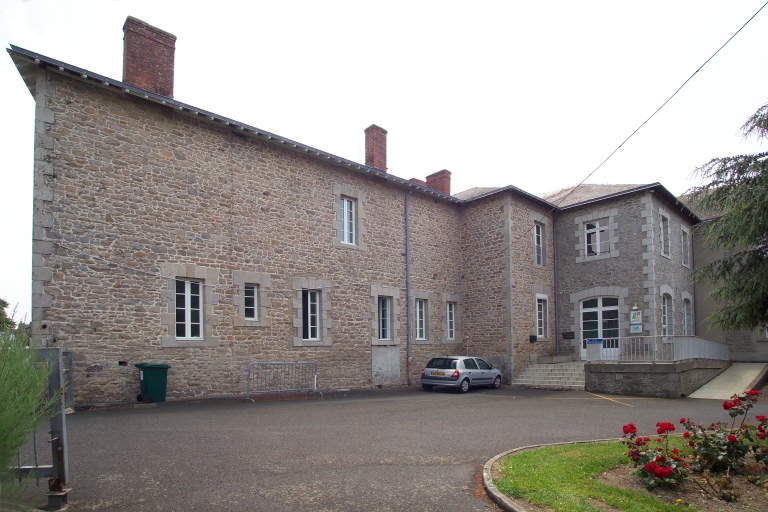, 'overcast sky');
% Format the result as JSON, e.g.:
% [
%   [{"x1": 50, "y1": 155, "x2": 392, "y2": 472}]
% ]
[{"x1": 1, "y1": 0, "x2": 767, "y2": 322}]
